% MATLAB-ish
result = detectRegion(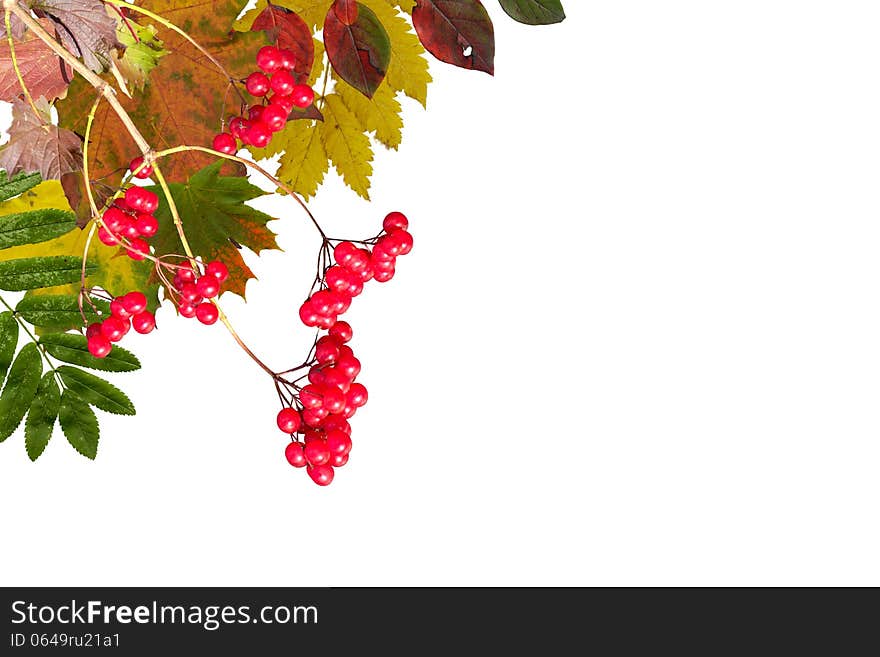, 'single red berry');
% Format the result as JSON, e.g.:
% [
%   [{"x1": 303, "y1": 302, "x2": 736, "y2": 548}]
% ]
[
  {"x1": 336, "y1": 353, "x2": 361, "y2": 380},
  {"x1": 269, "y1": 70, "x2": 295, "y2": 96},
  {"x1": 383, "y1": 211, "x2": 408, "y2": 232},
  {"x1": 122, "y1": 291, "x2": 148, "y2": 315},
  {"x1": 338, "y1": 344, "x2": 354, "y2": 359},
  {"x1": 87, "y1": 334, "x2": 112, "y2": 358},
  {"x1": 327, "y1": 290, "x2": 351, "y2": 315},
  {"x1": 135, "y1": 213, "x2": 158, "y2": 238},
  {"x1": 97, "y1": 227, "x2": 119, "y2": 246},
  {"x1": 299, "y1": 302, "x2": 320, "y2": 327},
  {"x1": 102, "y1": 207, "x2": 128, "y2": 231},
  {"x1": 343, "y1": 249, "x2": 370, "y2": 274},
  {"x1": 371, "y1": 254, "x2": 396, "y2": 272},
  {"x1": 373, "y1": 267, "x2": 395, "y2": 283},
  {"x1": 248, "y1": 105, "x2": 266, "y2": 122},
  {"x1": 329, "y1": 321, "x2": 353, "y2": 343},
  {"x1": 277, "y1": 407, "x2": 302, "y2": 434},
  {"x1": 302, "y1": 407, "x2": 328, "y2": 427},
  {"x1": 195, "y1": 302, "x2": 218, "y2": 325},
  {"x1": 129, "y1": 156, "x2": 153, "y2": 179},
  {"x1": 112, "y1": 197, "x2": 131, "y2": 212},
  {"x1": 195, "y1": 275, "x2": 220, "y2": 299},
  {"x1": 245, "y1": 71, "x2": 270, "y2": 96},
  {"x1": 333, "y1": 241, "x2": 358, "y2": 267},
  {"x1": 278, "y1": 48, "x2": 297, "y2": 70},
  {"x1": 256, "y1": 46, "x2": 282, "y2": 73},
  {"x1": 213, "y1": 132, "x2": 237, "y2": 154},
  {"x1": 372, "y1": 238, "x2": 396, "y2": 262},
  {"x1": 248, "y1": 122, "x2": 271, "y2": 148},
  {"x1": 269, "y1": 94, "x2": 295, "y2": 113},
  {"x1": 121, "y1": 217, "x2": 140, "y2": 240},
  {"x1": 325, "y1": 428, "x2": 352, "y2": 456},
  {"x1": 321, "y1": 367, "x2": 351, "y2": 393},
  {"x1": 388, "y1": 229, "x2": 414, "y2": 255},
  {"x1": 316, "y1": 314, "x2": 336, "y2": 330},
  {"x1": 307, "y1": 463, "x2": 335, "y2": 486},
  {"x1": 229, "y1": 116, "x2": 250, "y2": 140},
  {"x1": 310, "y1": 289, "x2": 337, "y2": 316},
  {"x1": 308, "y1": 366, "x2": 325, "y2": 386},
  {"x1": 347, "y1": 382, "x2": 368, "y2": 407},
  {"x1": 345, "y1": 276, "x2": 364, "y2": 297},
  {"x1": 101, "y1": 316, "x2": 129, "y2": 342},
  {"x1": 126, "y1": 237, "x2": 150, "y2": 261},
  {"x1": 131, "y1": 311, "x2": 156, "y2": 334},
  {"x1": 329, "y1": 452, "x2": 349, "y2": 467},
  {"x1": 325, "y1": 266, "x2": 352, "y2": 293},
  {"x1": 176, "y1": 263, "x2": 196, "y2": 285},
  {"x1": 290, "y1": 84, "x2": 314, "y2": 108},
  {"x1": 304, "y1": 439, "x2": 331, "y2": 466},
  {"x1": 205, "y1": 260, "x2": 229, "y2": 283},
  {"x1": 178, "y1": 301, "x2": 197, "y2": 318},
  {"x1": 321, "y1": 387, "x2": 346, "y2": 414},
  {"x1": 260, "y1": 103, "x2": 288, "y2": 132},
  {"x1": 285, "y1": 441, "x2": 307, "y2": 468},
  {"x1": 316, "y1": 335, "x2": 341, "y2": 364},
  {"x1": 356, "y1": 260, "x2": 374, "y2": 283},
  {"x1": 300, "y1": 384, "x2": 324, "y2": 409},
  {"x1": 110, "y1": 298, "x2": 130, "y2": 319},
  {"x1": 180, "y1": 283, "x2": 202, "y2": 304},
  {"x1": 124, "y1": 186, "x2": 159, "y2": 214},
  {"x1": 85, "y1": 322, "x2": 103, "y2": 339}
]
